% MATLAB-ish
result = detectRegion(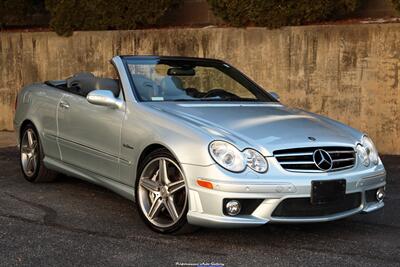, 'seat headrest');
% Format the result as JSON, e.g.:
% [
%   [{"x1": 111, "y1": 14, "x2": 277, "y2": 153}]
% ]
[
  {"x1": 131, "y1": 74, "x2": 159, "y2": 100},
  {"x1": 66, "y1": 72, "x2": 96, "y2": 96},
  {"x1": 95, "y1": 78, "x2": 120, "y2": 97},
  {"x1": 160, "y1": 76, "x2": 185, "y2": 97},
  {"x1": 66, "y1": 72, "x2": 120, "y2": 97}
]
